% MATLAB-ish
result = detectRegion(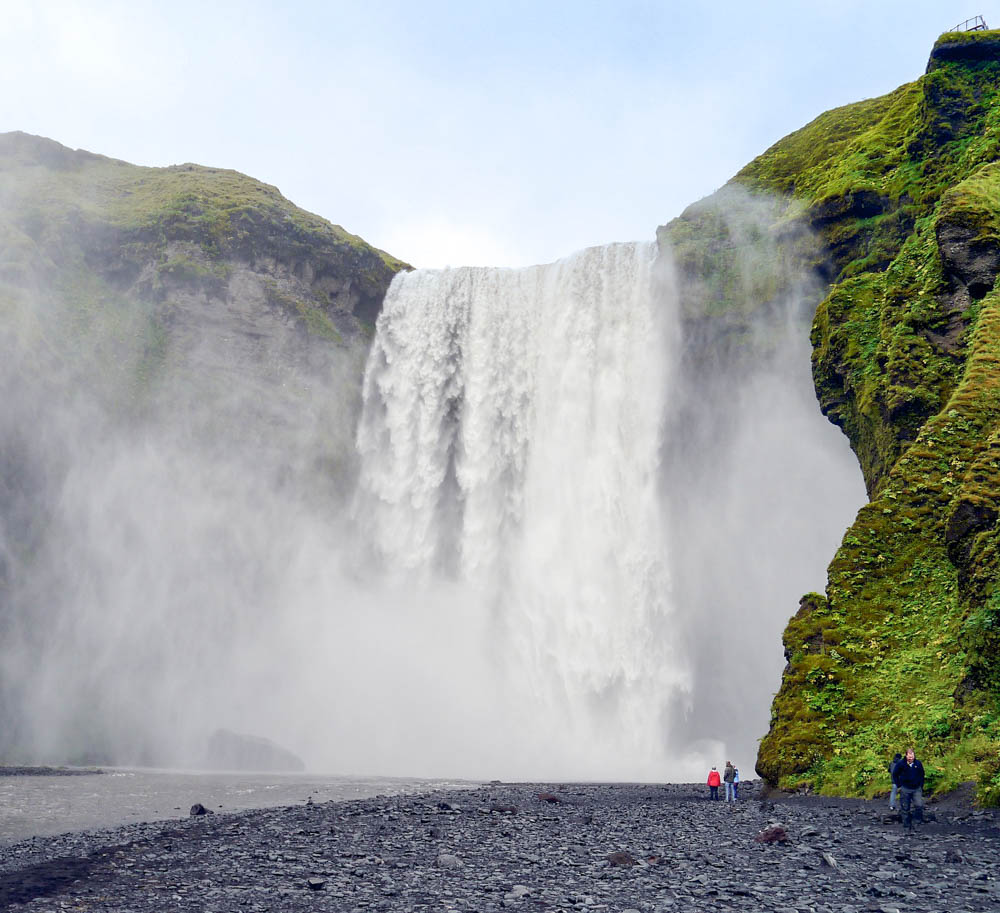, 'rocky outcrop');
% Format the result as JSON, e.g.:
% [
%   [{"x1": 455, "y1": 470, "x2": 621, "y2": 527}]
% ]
[
  {"x1": 927, "y1": 33, "x2": 1000, "y2": 70},
  {"x1": 0, "y1": 131, "x2": 408, "y2": 341},
  {"x1": 0, "y1": 133, "x2": 408, "y2": 768},
  {"x1": 661, "y1": 31, "x2": 1000, "y2": 801}
]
